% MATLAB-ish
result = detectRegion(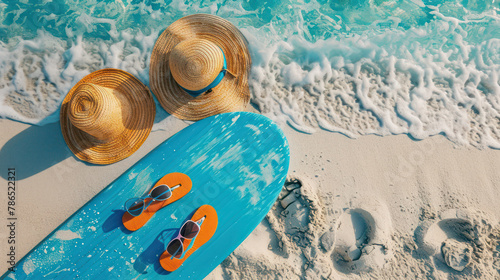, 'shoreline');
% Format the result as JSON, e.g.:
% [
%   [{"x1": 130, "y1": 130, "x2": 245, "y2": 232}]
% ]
[{"x1": 1, "y1": 115, "x2": 499, "y2": 278}]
